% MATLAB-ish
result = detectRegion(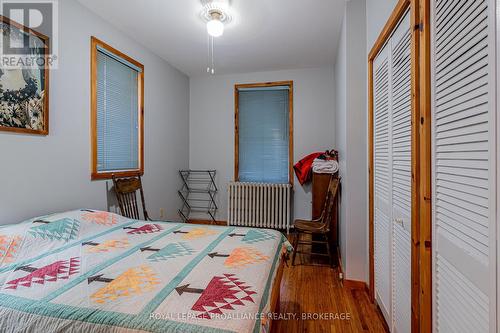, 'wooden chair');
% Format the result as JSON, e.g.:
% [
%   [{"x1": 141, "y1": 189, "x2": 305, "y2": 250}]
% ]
[
  {"x1": 112, "y1": 174, "x2": 151, "y2": 221},
  {"x1": 292, "y1": 177, "x2": 339, "y2": 267}
]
